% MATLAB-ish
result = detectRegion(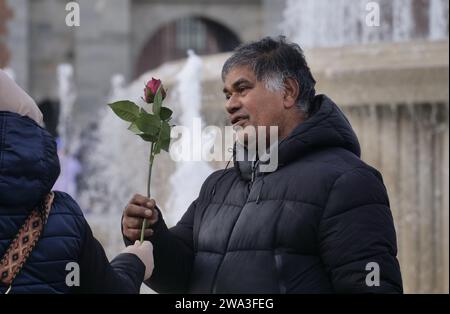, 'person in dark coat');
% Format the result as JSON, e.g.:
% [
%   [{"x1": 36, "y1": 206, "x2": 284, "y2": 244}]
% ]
[
  {"x1": 122, "y1": 36, "x2": 403, "y2": 293},
  {"x1": 0, "y1": 69, "x2": 153, "y2": 294}
]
